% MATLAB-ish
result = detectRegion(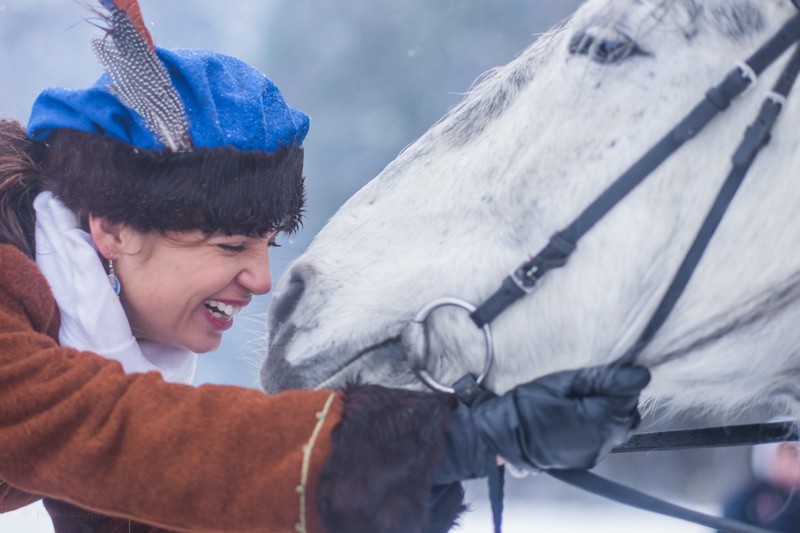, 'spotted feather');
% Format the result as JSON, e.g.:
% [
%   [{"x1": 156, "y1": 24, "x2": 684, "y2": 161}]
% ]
[{"x1": 93, "y1": 0, "x2": 192, "y2": 151}]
